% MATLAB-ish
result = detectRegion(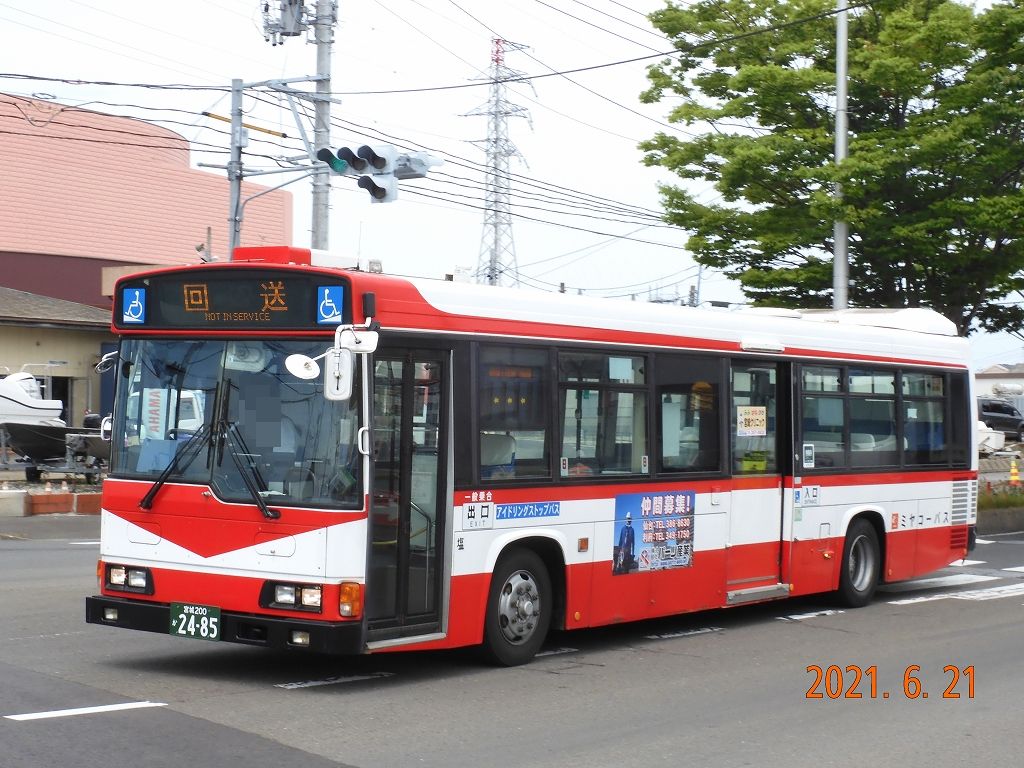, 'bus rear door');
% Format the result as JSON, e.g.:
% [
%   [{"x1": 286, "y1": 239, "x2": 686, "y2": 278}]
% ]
[{"x1": 727, "y1": 361, "x2": 791, "y2": 605}]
